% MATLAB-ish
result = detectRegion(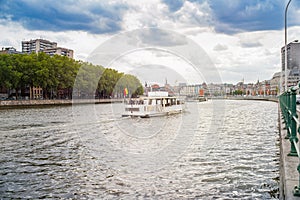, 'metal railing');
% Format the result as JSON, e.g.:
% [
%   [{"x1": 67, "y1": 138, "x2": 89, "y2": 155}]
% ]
[{"x1": 279, "y1": 84, "x2": 300, "y2": 196}]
